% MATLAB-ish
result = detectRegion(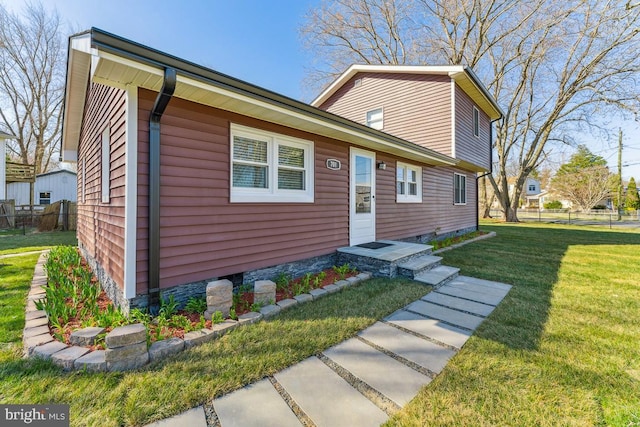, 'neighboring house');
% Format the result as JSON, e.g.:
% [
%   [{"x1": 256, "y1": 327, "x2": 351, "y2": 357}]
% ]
[
  {"x1": 61, "y1": 28, "x2": 502, "y2": 311},
  {"x1": 6, "y1": 169, "x2": 77, "y2": 207},
  {"x1": 0, "y1": 131, "x2": 14, "y2": 200}
]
